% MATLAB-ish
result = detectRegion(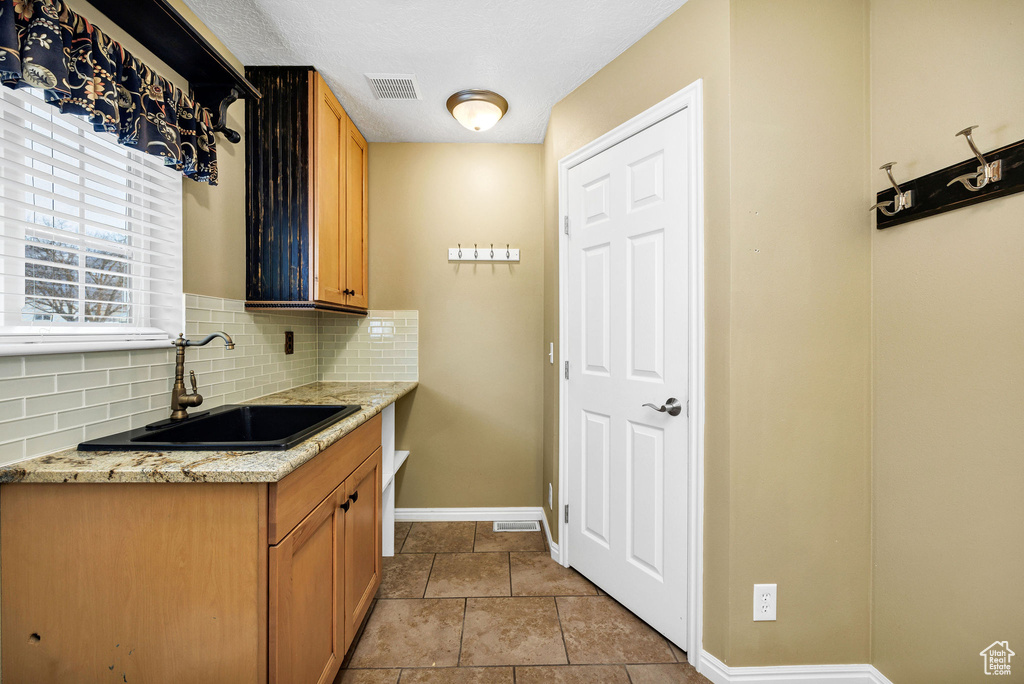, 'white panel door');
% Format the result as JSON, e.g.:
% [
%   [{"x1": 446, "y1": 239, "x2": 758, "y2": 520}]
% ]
[{"x1": 566, "y1": 110, "x2": 689, "y2": 647}]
